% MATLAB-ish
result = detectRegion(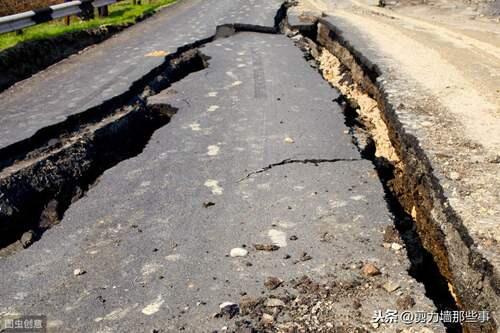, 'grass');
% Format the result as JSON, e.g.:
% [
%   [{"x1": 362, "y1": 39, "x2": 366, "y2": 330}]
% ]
[{"x1": 0, "y1": 0, "x2": 177, "y2": 51}]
